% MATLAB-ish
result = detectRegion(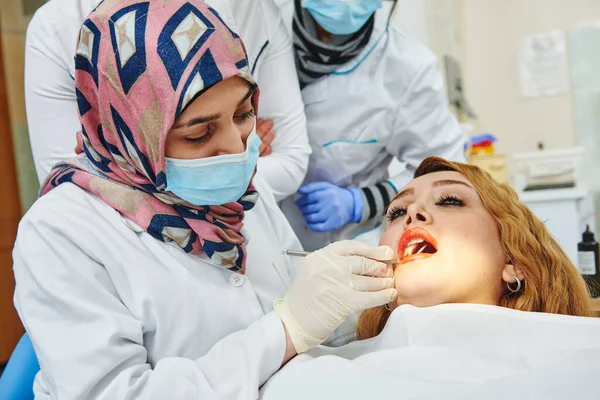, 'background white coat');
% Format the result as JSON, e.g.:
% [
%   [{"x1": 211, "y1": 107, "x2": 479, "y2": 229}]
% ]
[
  {"x1": 13, "y1": 175, "x2": 314, "y2": 399},
  {"x1": 279, "y1": 7, "x2": 466, "y2": 250}
]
